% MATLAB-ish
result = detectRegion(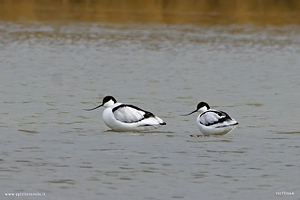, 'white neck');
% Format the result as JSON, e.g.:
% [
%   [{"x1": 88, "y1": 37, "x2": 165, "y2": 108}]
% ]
[
  {"x1": 103, "y1": 100, "x2": 115, "y2": 108},
  {"x1": 198, "y1": 106, "x2": 208, "y2": 113}
]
